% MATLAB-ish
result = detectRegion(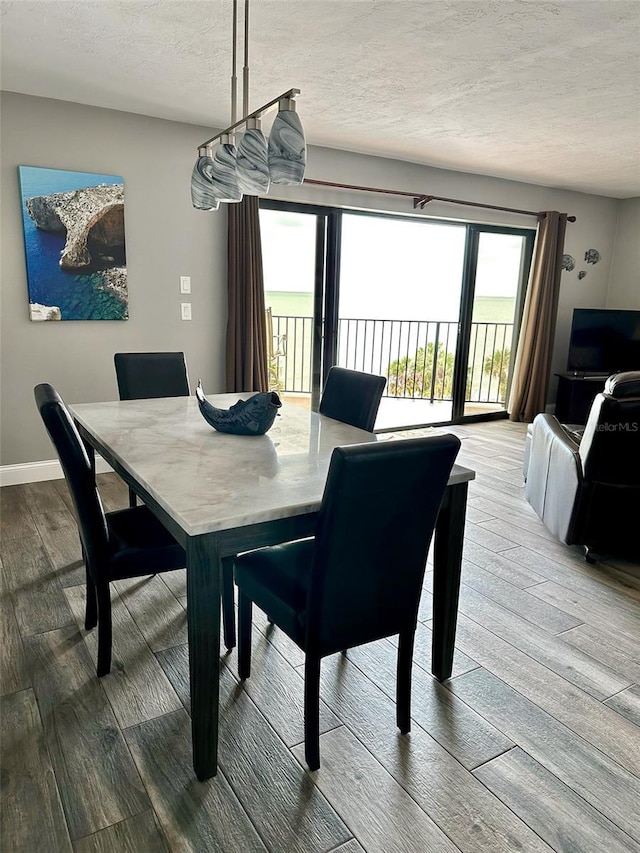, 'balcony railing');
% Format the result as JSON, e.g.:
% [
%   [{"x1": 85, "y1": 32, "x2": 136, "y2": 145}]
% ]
[{"x1": 268, "y1": 315, "x2": 514, "y2": 405}]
